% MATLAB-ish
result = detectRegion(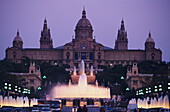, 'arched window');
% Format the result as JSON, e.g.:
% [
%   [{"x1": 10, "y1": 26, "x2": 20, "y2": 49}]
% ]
[
  {"x1": 89, "y1": 53, "x2": 93, "y2": 60},
  {"x1": 81, "y1": 45, "x2": 86, "y2": 50},
  {"x1": 98, "y1": 52, "x2": 101, "y2": 60},
  {"x1": 128, "y1": 68, "x2": 131, "y2": 72},
  {"x1": 151, "y1": 53, "x2": 155, "y2": 60},
  {"x1": 75, "y1": 53, "x2": 78, "y2": 60},
  {"x1": 134, "y1": 71, "x2": 136, "y2": 74},
  {"x1": 31, "y1": 70, "x2": 34, "y2": 74},
  {"x1": 66, "y1": 52, "x2": 70, "y2": 60},
  {"x1": 13, "y1": 52, "x2": 16, "y2": 58},
  {"x1": 81, "y1": 52, "x2": 86, "y2": 59},
  {"x1": 30, "y1": 86, "x2": 35, "y2": 93}
]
